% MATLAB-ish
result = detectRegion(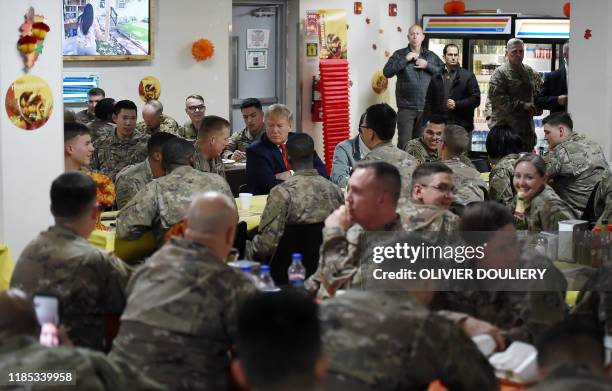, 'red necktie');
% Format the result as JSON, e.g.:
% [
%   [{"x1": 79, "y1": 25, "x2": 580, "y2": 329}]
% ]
[{"x1": 280, "y1": 144, "x2": 292, "y2": 170}]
